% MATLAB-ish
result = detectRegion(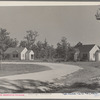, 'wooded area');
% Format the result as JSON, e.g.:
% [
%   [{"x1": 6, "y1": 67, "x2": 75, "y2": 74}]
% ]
[{"x1": 0, "y1": 28, "x2": 81, "y2": 61}]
